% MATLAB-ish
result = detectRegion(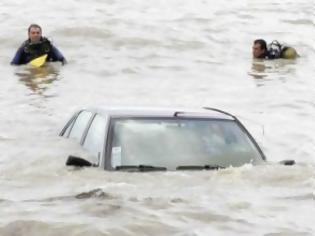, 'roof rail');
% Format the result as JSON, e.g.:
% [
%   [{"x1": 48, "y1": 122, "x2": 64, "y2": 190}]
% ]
[
  {"x1": 174, "y1": 108, "x2": 235, "y2": 118},
  {"x1": 202, "y1": 107, "x2": 235, "y2": 119},
  {"x1": 174, "y1": 111, "x2": 185, "y2": 117}
]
